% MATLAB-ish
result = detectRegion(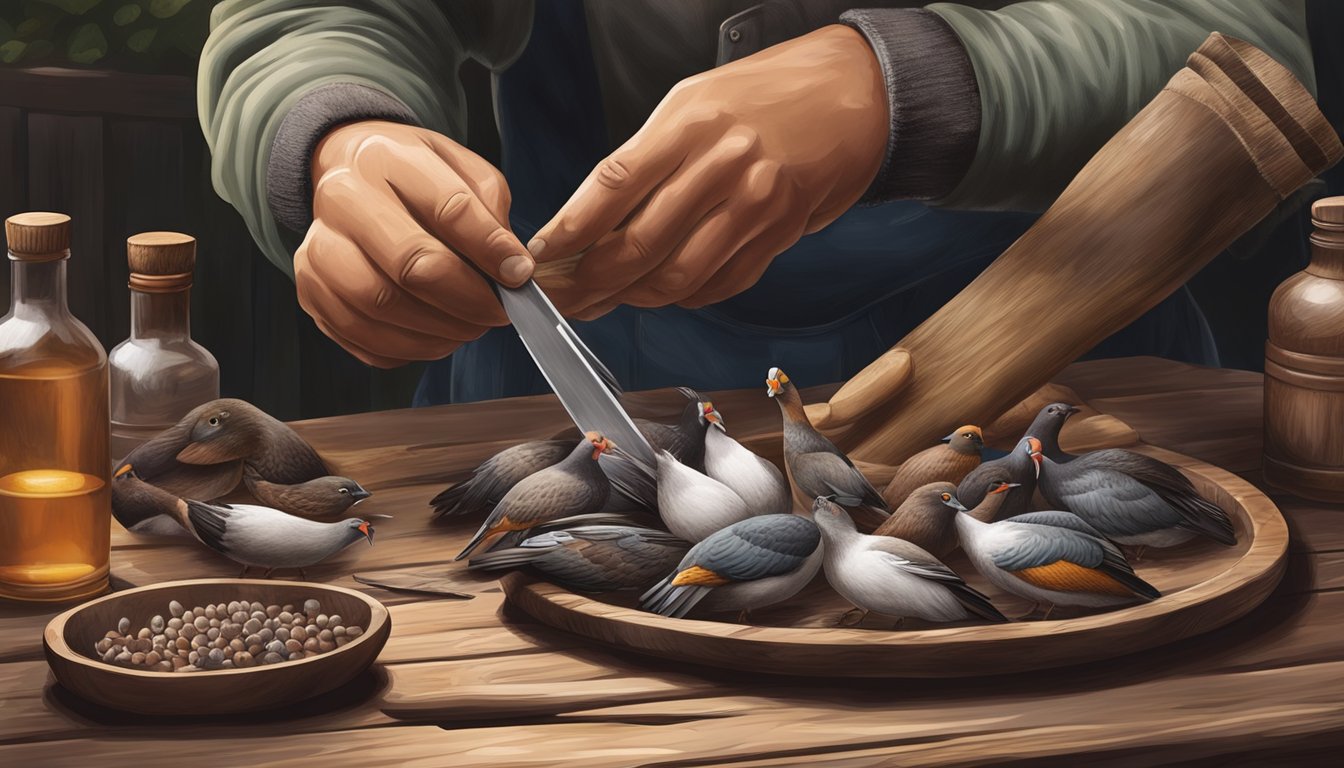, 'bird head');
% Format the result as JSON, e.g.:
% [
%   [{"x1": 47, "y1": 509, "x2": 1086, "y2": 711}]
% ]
[
  {"x1": 700, "y1": 401, "x2": 726, "y2": 432},
  {"x1": 584, "y1": 431, "x2": 614, "y2": 460},
  {"x1": 765, "y1": 367, "x2": 791, "y2": 398},
  {"x1": 348, "y1": 518, "x2": 376, "y2": 546},
  {"x1": 811, "y1": 496, "x2": 855, "y2": 531},
  {"x1": 941, "y1": 425, "x2": 984, "y2": 453},
  {"x1": 1044, "y1": 403, "x2": 1080, "y2": 420},
  {"x1": 177, "y1": 400, "x2": 258, "y2": 464},
  {"x1": 938, "y1": 490, "x2": 970, "y2": 513},
  {"x1": 336, "y1": 478, "x2": 372, "y2": 504},
  {"x1": 1022, "y1": 436, "x2": 1044, "y2": 478}
]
